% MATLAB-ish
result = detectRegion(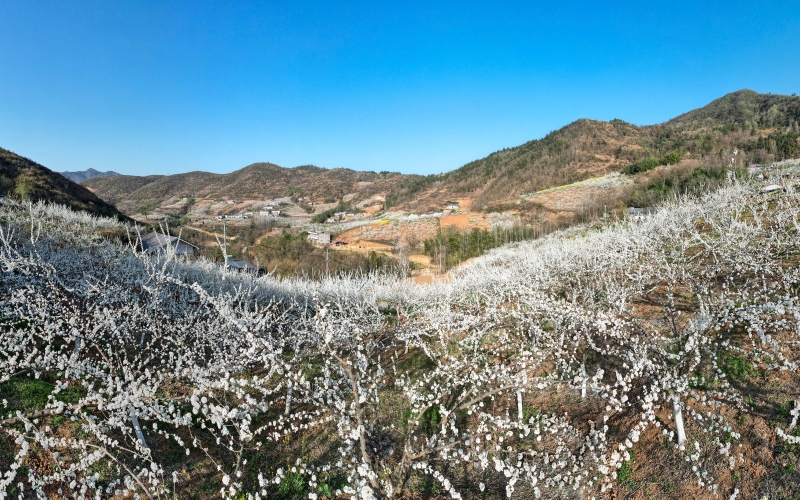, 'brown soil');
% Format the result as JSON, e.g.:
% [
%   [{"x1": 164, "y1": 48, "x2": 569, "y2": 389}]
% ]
[
  {"x1": 351, "y1": 240, "x2": 394, "y2": 252},
  {"x1": 335, "y1": 218, "x2": 440, "y2": 245},
  {"x1": 409, "y1": 273, "x2": 450, "y2": 284},
  {"x1": 408, "y1": 255, "x2": 431, "y2": 267},
  {"x1": 455, "y1": 198, "x2": 474, "y2": 209},
  {"x1": 439, "y1": 213, "x2": 491, "y2": 230}
]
